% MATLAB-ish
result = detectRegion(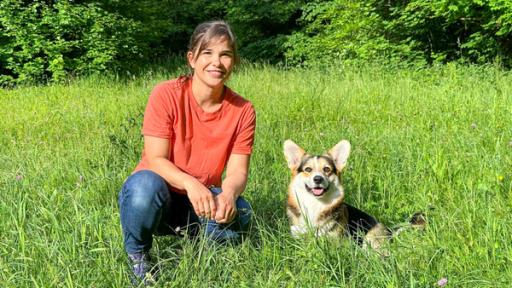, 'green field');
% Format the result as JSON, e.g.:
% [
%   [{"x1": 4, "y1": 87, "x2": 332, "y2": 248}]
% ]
[{"x1": 1, "y1": 63, "x2": 511, "y2": 287}]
